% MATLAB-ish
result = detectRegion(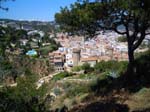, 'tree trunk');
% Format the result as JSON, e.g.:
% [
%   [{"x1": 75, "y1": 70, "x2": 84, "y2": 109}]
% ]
[
  {"x1": 127, "y1": 44, "x2": 135, "y2": 75},
  {"x1": 128, "y1": 48, "x2": 134, "y2": 64}
]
